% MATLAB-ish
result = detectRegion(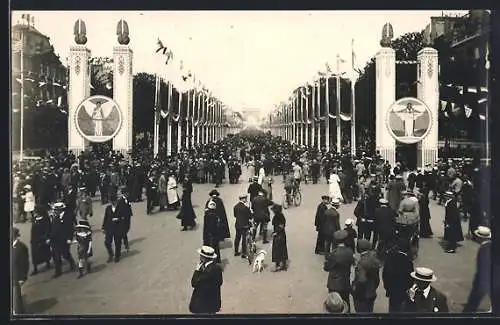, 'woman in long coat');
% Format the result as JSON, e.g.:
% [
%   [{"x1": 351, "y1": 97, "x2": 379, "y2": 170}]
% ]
[
  {"x1": 443, "y1": 192, "x2": 464, "y2": 253},
  {"x1": 204, "y1": 190, "x2": 231, "y2": 241},
  {"x1": 177, "y1": 177, "x2": 197, "y2": 231},
  {"x1": 30, "y1": 205, "x2": 52, "y2": 275},
  {"x1": 271, "y1": 204, "x2": 288, "y2": 272},
  {"x1": 167, "y1": 174, "x2": 180, "y2": 210},
  {"x1": 418, "y1": 187, "x2": 433, "y2": 238}
]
